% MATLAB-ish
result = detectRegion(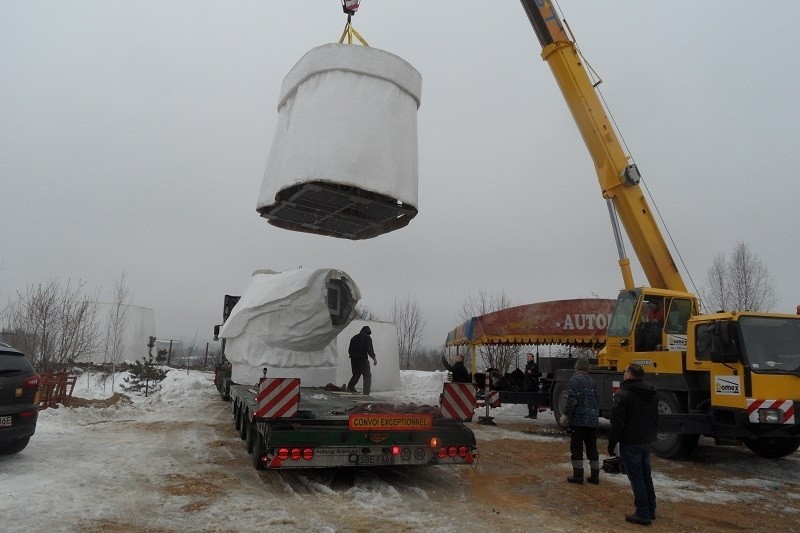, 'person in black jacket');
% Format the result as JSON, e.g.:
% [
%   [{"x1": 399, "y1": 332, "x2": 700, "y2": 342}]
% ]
[
  {"x1": 523, "y1": 353, "x2": 541, "y2": 418},
  {"x1": 347, "y1": 326, "x2": 377, "y2": 395},
  {"x1": 607, "y1": 363, "x2": 659, "y2": 526},
  {"x1": 441, "y1": 353, "x2": 470, "y2": 383}
]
